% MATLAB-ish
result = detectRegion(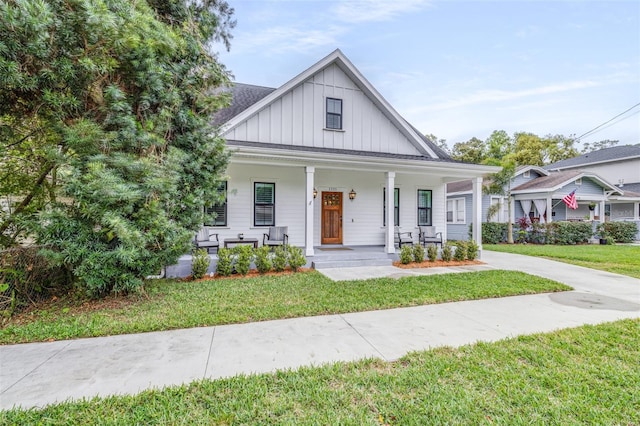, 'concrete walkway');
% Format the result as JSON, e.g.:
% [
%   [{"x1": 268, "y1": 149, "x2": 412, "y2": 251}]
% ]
[{"x1": 1, "y1": 251, "x2": 639, "y2": 410}]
